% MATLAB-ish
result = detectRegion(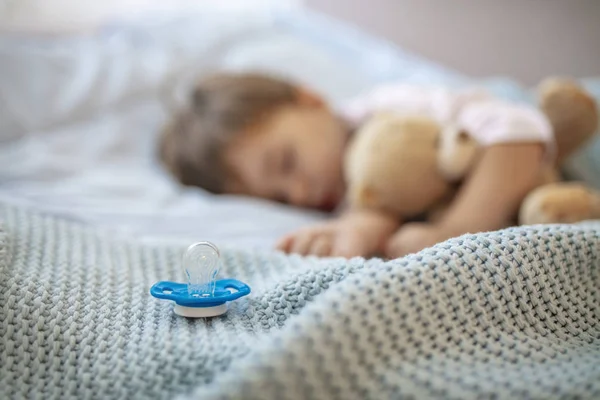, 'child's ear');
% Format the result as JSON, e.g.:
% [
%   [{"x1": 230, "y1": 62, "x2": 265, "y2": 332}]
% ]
[{"x1": 295, "y1": 87, "x2": 326, "y2": 108}]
